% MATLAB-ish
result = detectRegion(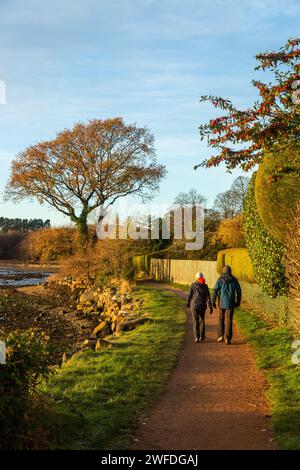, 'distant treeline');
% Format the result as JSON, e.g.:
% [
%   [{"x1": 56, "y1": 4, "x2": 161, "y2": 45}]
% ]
[{"x1": 0, "y1": 217, "x2": 51, "y2": 232}]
